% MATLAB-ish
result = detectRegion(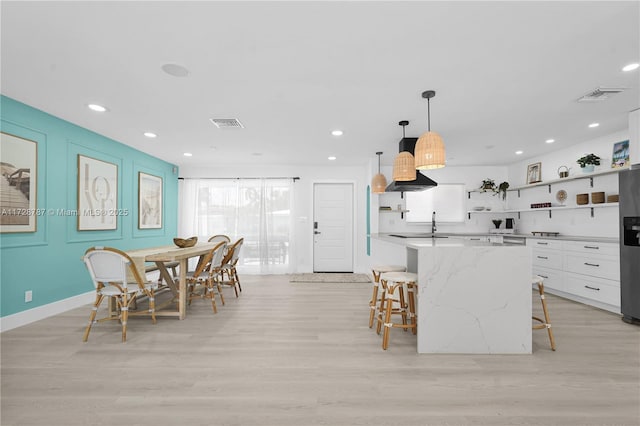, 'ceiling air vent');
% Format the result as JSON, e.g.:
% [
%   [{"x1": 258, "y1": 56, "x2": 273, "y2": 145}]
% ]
[
  {"x1": 209, "y1": 118, "x2": 244, "y2": 128},
  {"x1": 577, "y1": 87, "x2": 626, "y2": 102}
]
